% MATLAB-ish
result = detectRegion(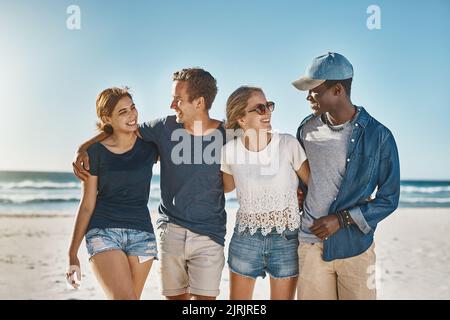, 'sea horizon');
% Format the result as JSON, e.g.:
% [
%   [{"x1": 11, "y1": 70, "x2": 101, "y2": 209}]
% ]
[
  {"x1": 1, "y1": 169, "x2": 449, "y2": 182},
  {"x1": 1, "y1": 170, "x2": 450, "y2": 216}
]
